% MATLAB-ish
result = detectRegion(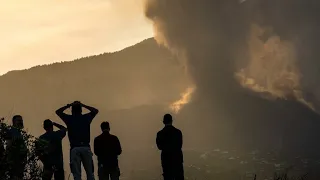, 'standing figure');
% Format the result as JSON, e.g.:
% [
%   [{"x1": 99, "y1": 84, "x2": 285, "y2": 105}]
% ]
[
  {"x1": 56, "y1": 101, "x2": 98, "y2": 180},
  {"x1": 156, "y1": 114, "x2": 184, "y2": 180},
  {"x1": 5, "y1": 115, "x2": 28, "y2": 180},
  {"x1": 94, "y1": 121, "x2": 122, "y2": 180},
  {"x1": 36, "y1": 119, "x2": 67, "y2": 180}
]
